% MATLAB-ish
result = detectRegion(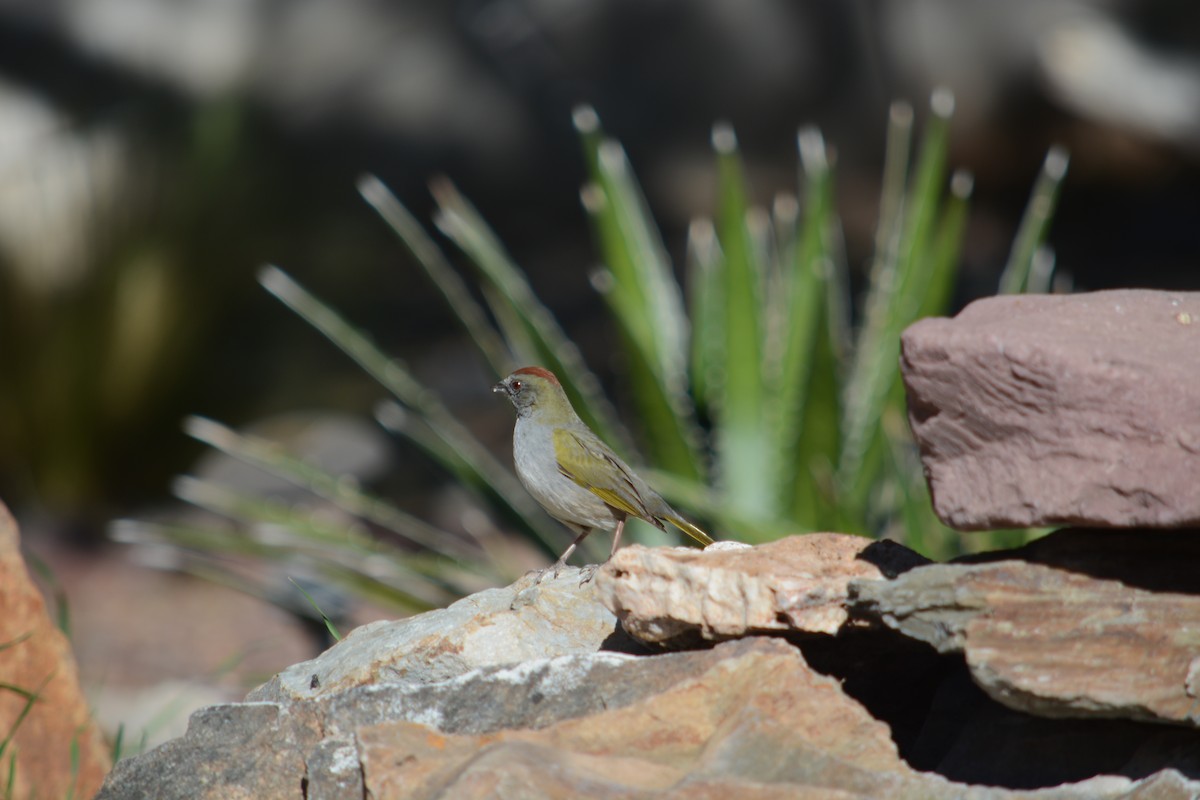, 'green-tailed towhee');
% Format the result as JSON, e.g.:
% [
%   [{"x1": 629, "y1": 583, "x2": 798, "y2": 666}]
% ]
[{"x1": 493, "y1": 366, "x2": 713, "y2": 580}]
